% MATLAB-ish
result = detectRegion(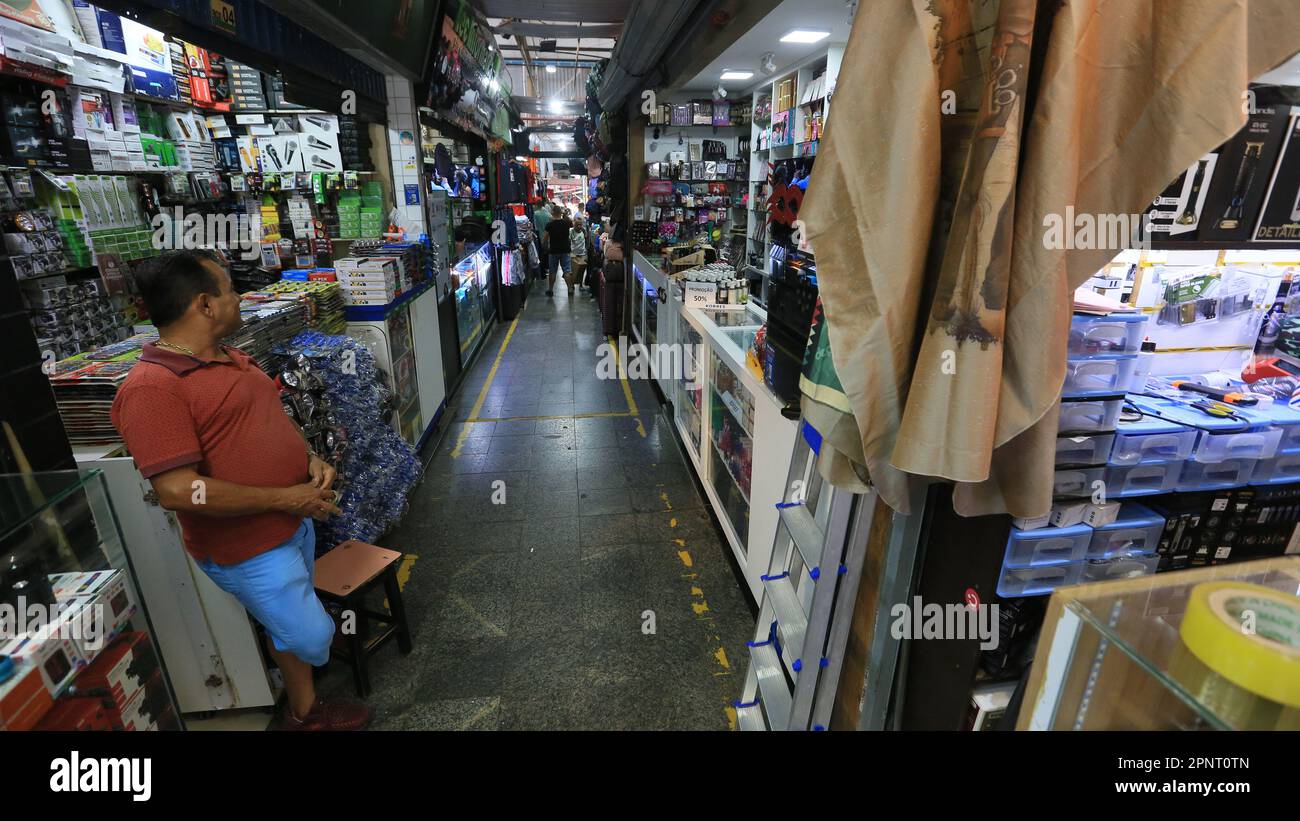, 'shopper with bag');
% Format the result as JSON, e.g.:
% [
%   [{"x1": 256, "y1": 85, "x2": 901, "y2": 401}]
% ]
[
  {"x1": 543, "y1": 205, "x2": 573, "y2": 298},
  {"x1": 109, "y1": 250, "x2": 368, "y2": 732},
  {"x1": 569, "y1": 215, "x2": 590, "y2": 298}
]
